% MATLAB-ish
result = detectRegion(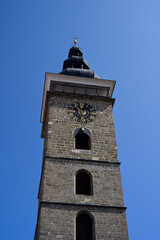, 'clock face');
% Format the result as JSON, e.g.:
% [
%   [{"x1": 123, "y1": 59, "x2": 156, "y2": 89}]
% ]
[{"x1": 68, "y1": 102, "x2": 96, "y2": 123}]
